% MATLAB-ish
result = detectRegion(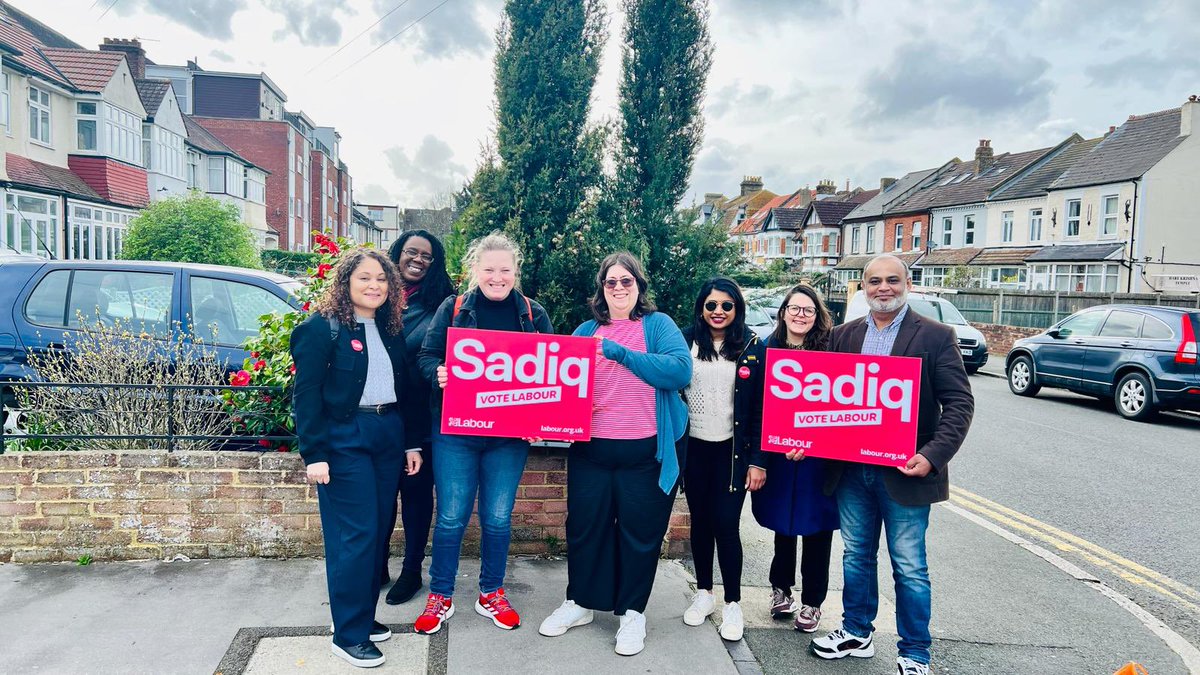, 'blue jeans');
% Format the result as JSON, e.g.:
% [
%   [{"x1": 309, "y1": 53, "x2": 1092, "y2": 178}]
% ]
[
  {"x1": 428, "y1": 429, "x2": 529, "y2": 597},
  {"x1": 836, "y1": 464, "x2": 932, "y2": 664}
]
